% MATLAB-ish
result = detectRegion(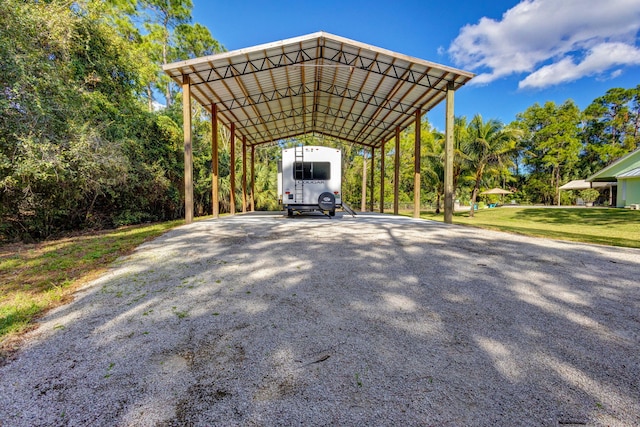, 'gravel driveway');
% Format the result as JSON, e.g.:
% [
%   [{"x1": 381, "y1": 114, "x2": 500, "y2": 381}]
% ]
[{"x1": 1, "y1": 212, "x2": 639, "y2": 426}]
